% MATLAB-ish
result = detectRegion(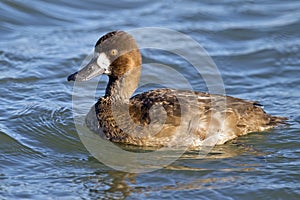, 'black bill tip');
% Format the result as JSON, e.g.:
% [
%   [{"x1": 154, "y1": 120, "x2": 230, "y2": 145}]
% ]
[{"x1": 67, "y1": 72, "x2": 78, "y2": 81}]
